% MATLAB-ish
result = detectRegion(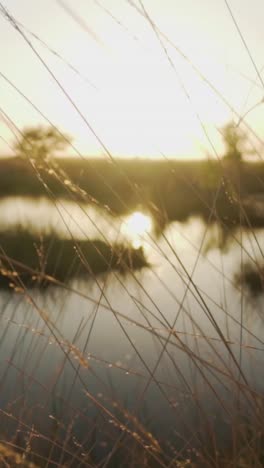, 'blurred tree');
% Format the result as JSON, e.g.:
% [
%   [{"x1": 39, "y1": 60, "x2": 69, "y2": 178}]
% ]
[
  {"x1": 221, "y1": 122, "x2": 247, "y2": 162},
  {"x1": 15, "y1": 126, "x2": 71, "y2": 161}
]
